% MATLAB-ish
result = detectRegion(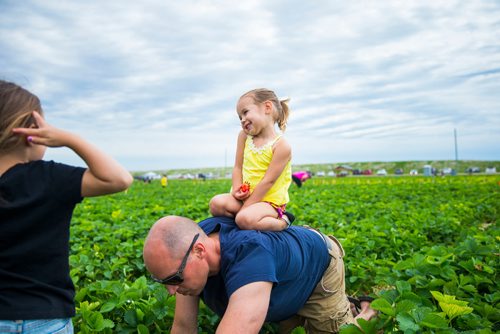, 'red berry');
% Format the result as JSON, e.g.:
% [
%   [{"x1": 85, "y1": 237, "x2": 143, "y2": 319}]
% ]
[{"x1": 240, "y1": 181, "x2": 250, "y2": 192}]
